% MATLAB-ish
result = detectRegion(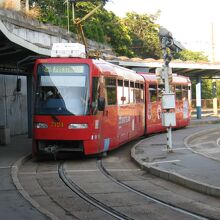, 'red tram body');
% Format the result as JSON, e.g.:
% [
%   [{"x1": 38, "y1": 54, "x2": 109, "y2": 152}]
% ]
[
  {"x1": 141, "y1": 73, "x2": 191, "y2": 134},
  {"x1": 32, "y1": 56, "x2": 191, "y2": 157}
]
